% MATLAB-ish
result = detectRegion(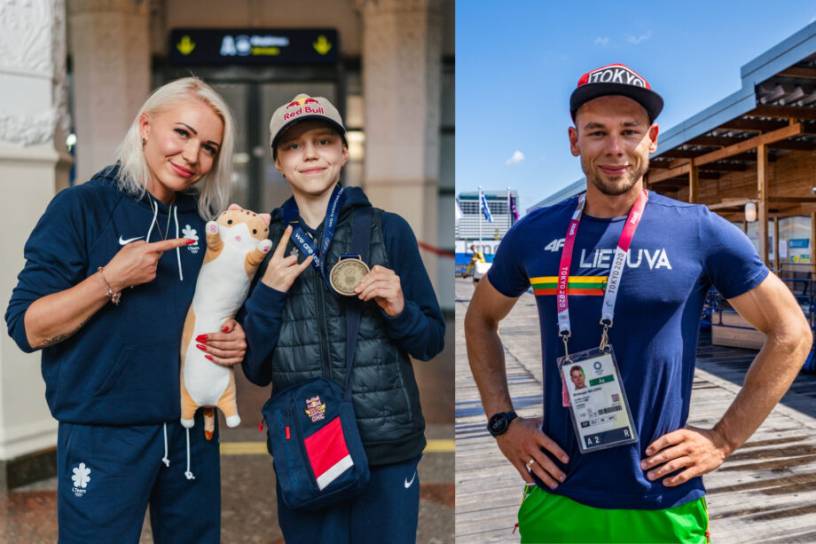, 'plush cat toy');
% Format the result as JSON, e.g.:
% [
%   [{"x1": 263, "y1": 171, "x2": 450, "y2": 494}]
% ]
[{"x1": 180, "y1": 204, "x2": 272, "y2": 439}]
